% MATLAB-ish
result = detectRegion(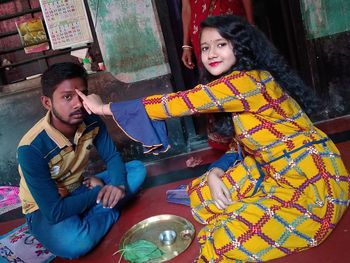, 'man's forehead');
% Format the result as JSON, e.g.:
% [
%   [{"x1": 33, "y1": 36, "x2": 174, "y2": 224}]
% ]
[
  {"x1": 55, "y1": 86, "x2": 87, "y2": 93},
  {"x1": 54, "y1": 78, "x2": 87, "y2": 93}
]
